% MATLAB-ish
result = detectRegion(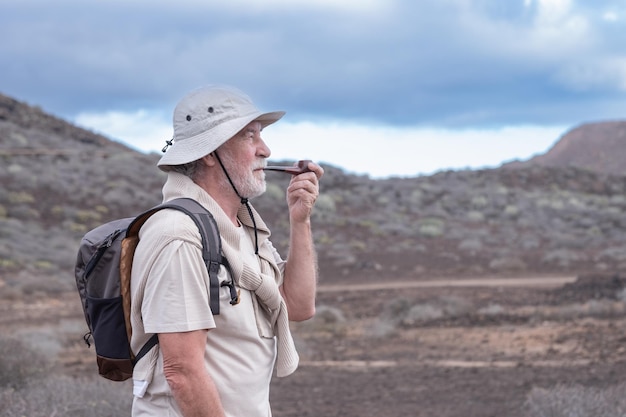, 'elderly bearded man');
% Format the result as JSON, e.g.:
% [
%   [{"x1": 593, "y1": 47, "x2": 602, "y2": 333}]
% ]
[{"x1": 129, "y1": 85, "x2": 323, "y2": 417}]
